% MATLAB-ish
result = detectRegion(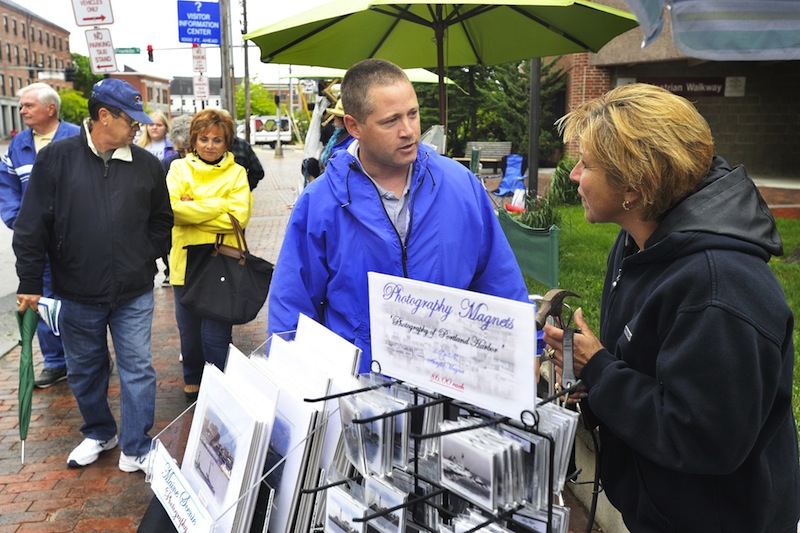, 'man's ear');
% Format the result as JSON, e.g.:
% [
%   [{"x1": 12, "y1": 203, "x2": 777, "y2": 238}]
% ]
[{"x1": 343, "y1": 115, "x2": 360, "y2": 139}]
